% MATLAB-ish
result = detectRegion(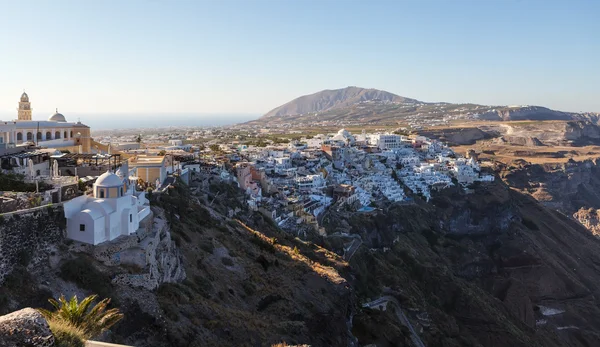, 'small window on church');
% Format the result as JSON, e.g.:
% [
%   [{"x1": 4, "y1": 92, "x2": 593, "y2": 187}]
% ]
[
  {"x1": 99, "y1": 190, "x2": 105, "y2": 198},
  {"x1": 80, "y1": 224, "x2": 85, "y2": 232},
  {"x1": 129, "y1": 214, "x2": 132, "y2": 223}
]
